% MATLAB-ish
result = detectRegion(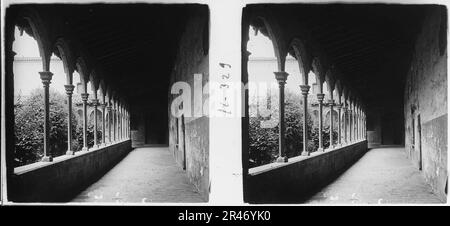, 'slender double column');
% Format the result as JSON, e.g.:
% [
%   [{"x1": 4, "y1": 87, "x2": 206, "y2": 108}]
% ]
[
  {"x1": 112, "y1": 103, "x2": 116, "y2": 142},
  {"x1": 116, "y1": 104, "x2": 120, "y2": 141},
  {"x1": 124, "y1": 109, "x2": 127, "y2": 139},
  {"x1": 81, "y1": 92, "x2": 89, "y2": 151},
  {"x1": 101, "y1": 101, "x2": 106, "y2": 146},
  {"x1": 348, "y1": 107, "x2": 353, "y2": 143},
  {"x1": 107, "y1": 104, "x2": 112, "y2": 144},
  {"x1": 275, "y1": 71, "x2": 289, "y2": 163},
  {"x1": 317, "y1": 93, "x2": 325, "y2": 151},
  {"x1": 343, "y1": 103, "x2": 348, "y2": 144},
  {"x1": 358, "y1": 109, "x2": 361, "y2": 140},
  {"x1": 92, "y1": 98, "x2": 99, "y2": 148},
  {"x1": 328, "y1": 98, "x2": 335, "y2": 149},
  {"x1": 65, "y1": 84, "x2": 75, "y2": 155},
  {"x1": 336, "y1": 103, "x2": 342, "y2": 147},
  {"x1": 117, "y1": 105, "x2": 121, "y2": 141},
  {"x1": 352, "y1": 105, "x2": 358, "y2": 142},
  {"x1": 300, "y1": 85, "x2": 310, "y2": 156},
  {"x1": 40, "y1": 71, "x2": 53, "y2": 162}
]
